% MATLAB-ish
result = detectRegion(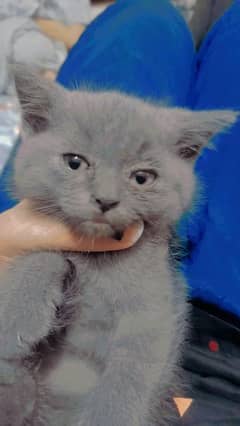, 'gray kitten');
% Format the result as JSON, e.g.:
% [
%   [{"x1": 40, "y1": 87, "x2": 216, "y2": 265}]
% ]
[{"x1": 0, "y1": 66, "x2": 236, "y2": 426}]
